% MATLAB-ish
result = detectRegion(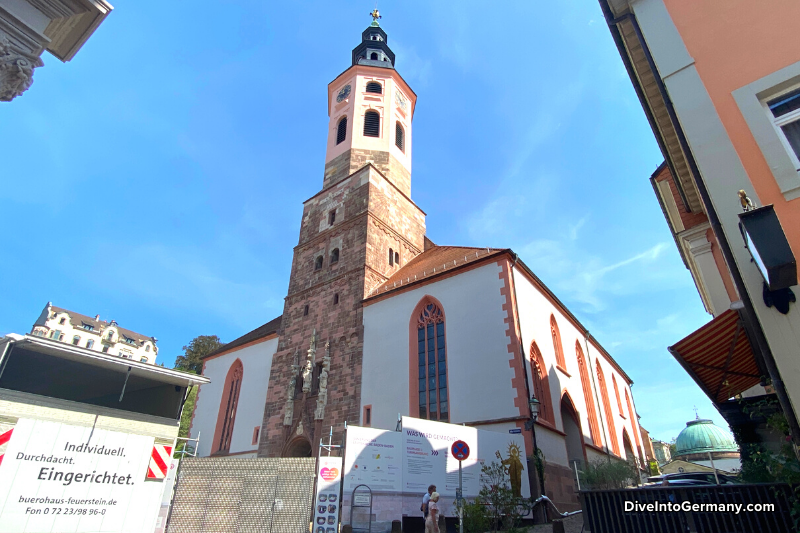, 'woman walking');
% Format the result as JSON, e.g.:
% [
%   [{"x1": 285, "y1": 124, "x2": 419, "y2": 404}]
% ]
[{"x1": 425, "y1": 492, "x2": 441, "y2": 533}]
